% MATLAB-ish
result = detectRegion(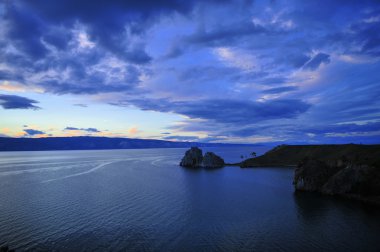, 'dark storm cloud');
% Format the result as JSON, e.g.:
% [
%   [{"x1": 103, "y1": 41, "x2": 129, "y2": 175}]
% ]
[
  {"x1": 40, "y1": 79, "x2": 137, "y2": 95},
  {"x1": 307, "y1": 122, "x2": 380, "y2": 135},
  {"x1": 1, "y1": 0, "x2": 380, "y2": 144},
  {"x1": 64, "y1": 127, "x2": 101, "y2": 133},
  {"x1": 64, "y1": 127, "x2": 80, "y2": 130},
  {"x1": 165, "y1": 20, "x2": 270, "y2": 59},
  {"x1": 0, "y1": 70, "x2": 24, "y2": 82},
  {"x1": 222, "y1": 121, "x2": 380, "y2": 139},
  {"x1": 85, "y1": 128, "x2": 101, "y2": 133},
  {"x1": 24, "y1": 0, "x2": 196, "y2": 21},
  {"x1": 5, "y1": 6, "x2": 48, "y2": 60},
  {"x1": 0, "y1": 0, "x2": 237, "y2": 96},
  {"x1": 114, "y1": 98, "x2": 311, "y2": 124},
  {"x1": 221, "y1": 127, "x2": 263, "y2": 138},
  {"x1": 166, "y1": 115, "x2": 380, "y2": 144},
  {"x1": 2, "y1": 0, "x2": 378, "y2": 94},
  {"x1": 0, "y1": 94, "x2": 40, "y2": 110},
  {"x1": 10, "y1": 0, "x2": 232, "y2": 64},
  {"x1": 30, "y1": 57, "x2": 141, "y2": 95},
  {"x1": 24, "y1": 129, "x2": 45, "y2": 135},
  {"x1": 175, "y1": 99, "x2": 311, "y2": 123}
]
